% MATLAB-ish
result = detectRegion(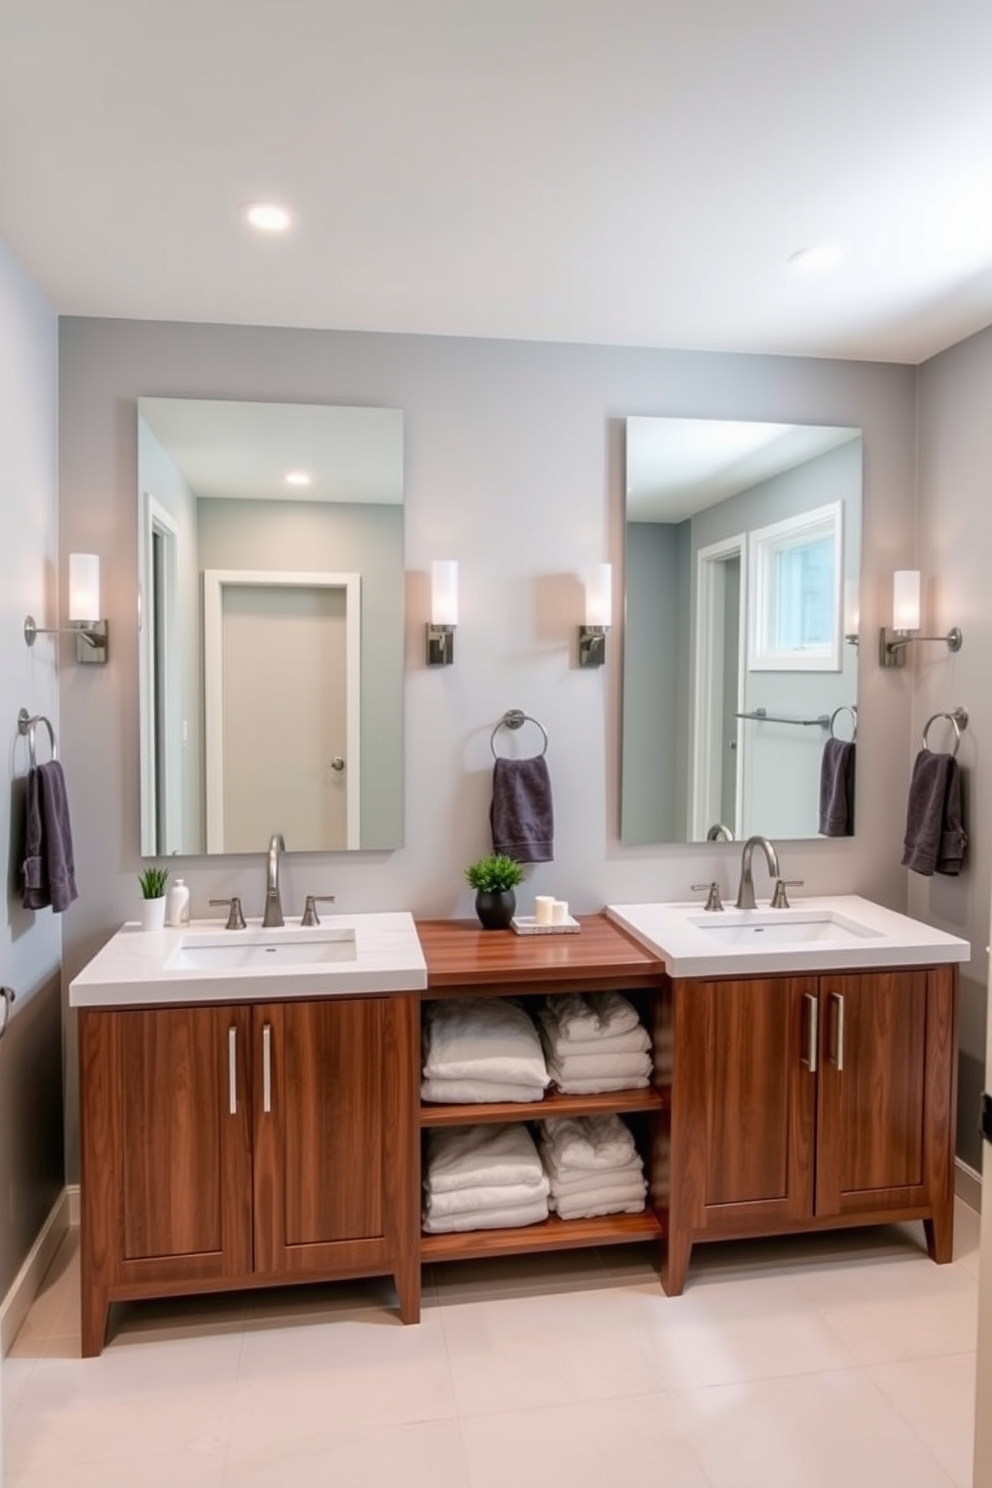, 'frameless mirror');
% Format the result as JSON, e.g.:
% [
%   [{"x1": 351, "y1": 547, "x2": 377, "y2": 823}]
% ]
[
  {"x1": 621, "y1": 417, "x2": 862, "y2": 845},
  {"x1": 137, "y1": 398, "x2": 404, "y2": 856}
]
